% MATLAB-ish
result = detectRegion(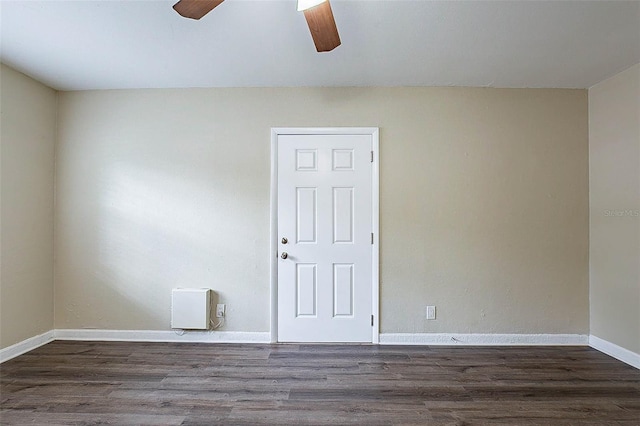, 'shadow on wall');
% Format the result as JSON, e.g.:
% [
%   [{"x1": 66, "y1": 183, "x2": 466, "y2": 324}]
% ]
[{"x1": 81, "y1": 161, "x2": 256, "y2": 328}]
